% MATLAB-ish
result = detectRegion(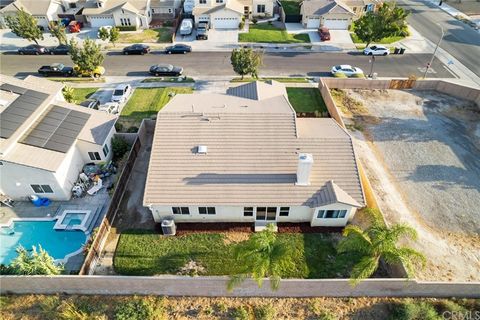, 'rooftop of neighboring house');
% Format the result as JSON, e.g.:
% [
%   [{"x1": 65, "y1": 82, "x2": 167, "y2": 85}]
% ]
[
  {"x1": 143, "y1": 81, "x2": 365, "y2": 208},
  {"x1": 301, "y1": 0, "x2": 355, "y2": 16},
  {"x1": 0, "y1": 0, "x2": 60, "y2": 15},
  {"x1": 192, "y1": 0, "x2": 244, "y2": 16},
  {"x1": 82, "y1": 0, "x2": 149, "y2": 16},
  {"x1": 150, "y1": 0, "x2": 178, "y2": 7},
  {"x1": 0, "y1": 75, "x2": 116, "y2": 172}
]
